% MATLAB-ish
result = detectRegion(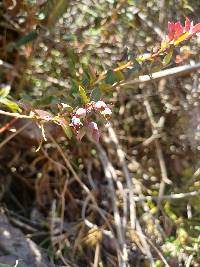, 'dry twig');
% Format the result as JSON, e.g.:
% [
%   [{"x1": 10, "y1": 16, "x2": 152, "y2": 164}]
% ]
[
  {"x1": 143, "y1": 97, "x2": 171, "y2": 211},
  {"x1": 97, "y1": 143, "x2": 128, "y2": 267}
]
